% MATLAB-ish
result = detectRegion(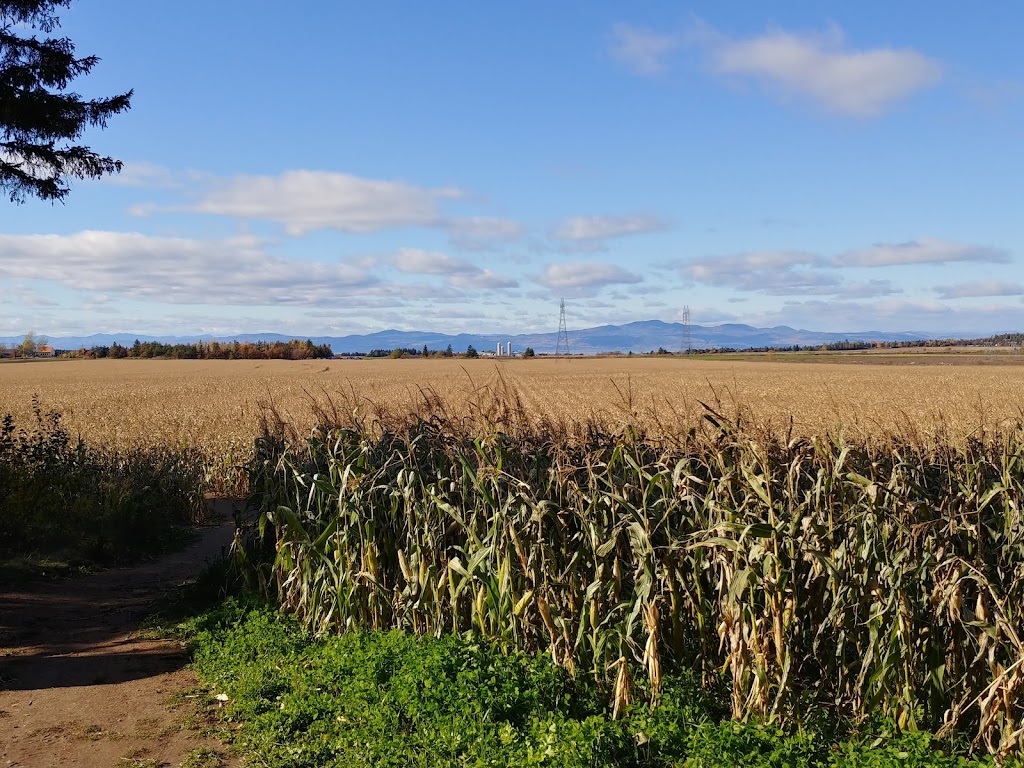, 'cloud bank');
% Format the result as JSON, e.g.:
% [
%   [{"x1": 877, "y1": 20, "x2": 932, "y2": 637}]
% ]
[
  {"x1": 0, "y1": 231, "x2": 376, "y2": 306},
  {"x1": 710, "y1": 25, "x2": 941, "y2": 117},
  {"x1": 836, "y1": 239, "x2": 1010, "y2": 267},
  {"x1": 611, "y1": 21, "x2": 941, "y2": 117},
  {"x1": 537, "y1": 262, "x2": 643, "y2": 291},
  {"x1": 181, "y1": 170, "x2": 463, "y2": 235},
  {"x1": 551, "y1": 213, "x2": 668, "y2": 244}
]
